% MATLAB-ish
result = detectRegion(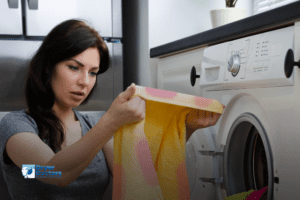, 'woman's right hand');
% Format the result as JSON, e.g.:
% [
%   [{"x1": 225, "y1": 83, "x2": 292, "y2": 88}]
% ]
[{"x1": 106, "y1": 83, "x2": 146, "y2": 131}]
